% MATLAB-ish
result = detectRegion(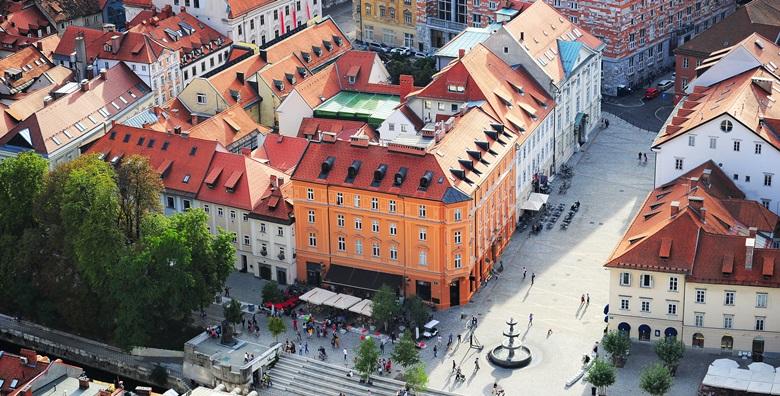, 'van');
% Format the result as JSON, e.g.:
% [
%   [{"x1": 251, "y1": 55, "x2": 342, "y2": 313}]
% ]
[{"x1": 422, "y1": 320, "x2": 439, "y2": 338}]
